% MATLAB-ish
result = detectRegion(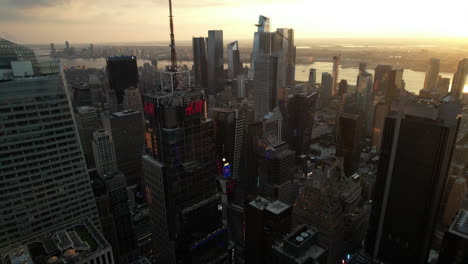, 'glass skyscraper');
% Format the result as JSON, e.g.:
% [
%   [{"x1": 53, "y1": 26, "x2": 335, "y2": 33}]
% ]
[{"x1": 0, "y1": 40, "x2": 99, "y2": 247}]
